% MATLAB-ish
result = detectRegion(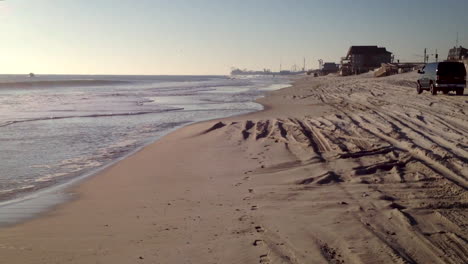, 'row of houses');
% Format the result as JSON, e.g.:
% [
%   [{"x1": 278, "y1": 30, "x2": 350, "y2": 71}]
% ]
[
  {"x1": 314, "y1": 46, "x2": 393, "y2": 76},
  {"x1": 317, "y1": 45, "x2": 468, "y2": 77}
]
